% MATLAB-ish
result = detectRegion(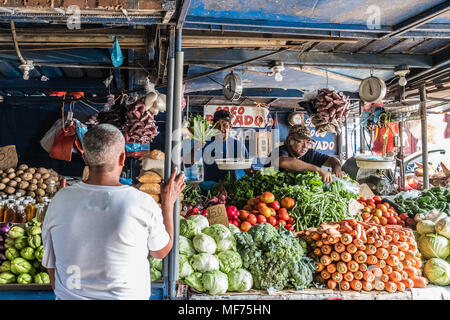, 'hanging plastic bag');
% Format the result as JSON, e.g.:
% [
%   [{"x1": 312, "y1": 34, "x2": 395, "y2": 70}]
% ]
[
  {"x1": 372, "y1": 122, "x2": 398, "y2": 155},
  {"x1": 40, "y1": 119, "x2": 63, "y2": 153},
  {"x1": 49, "y1": 122, "x2": 78, "y2": 162},
  {"x1": 110, "y1": 37, "x2": 123, "y2": 67}
]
